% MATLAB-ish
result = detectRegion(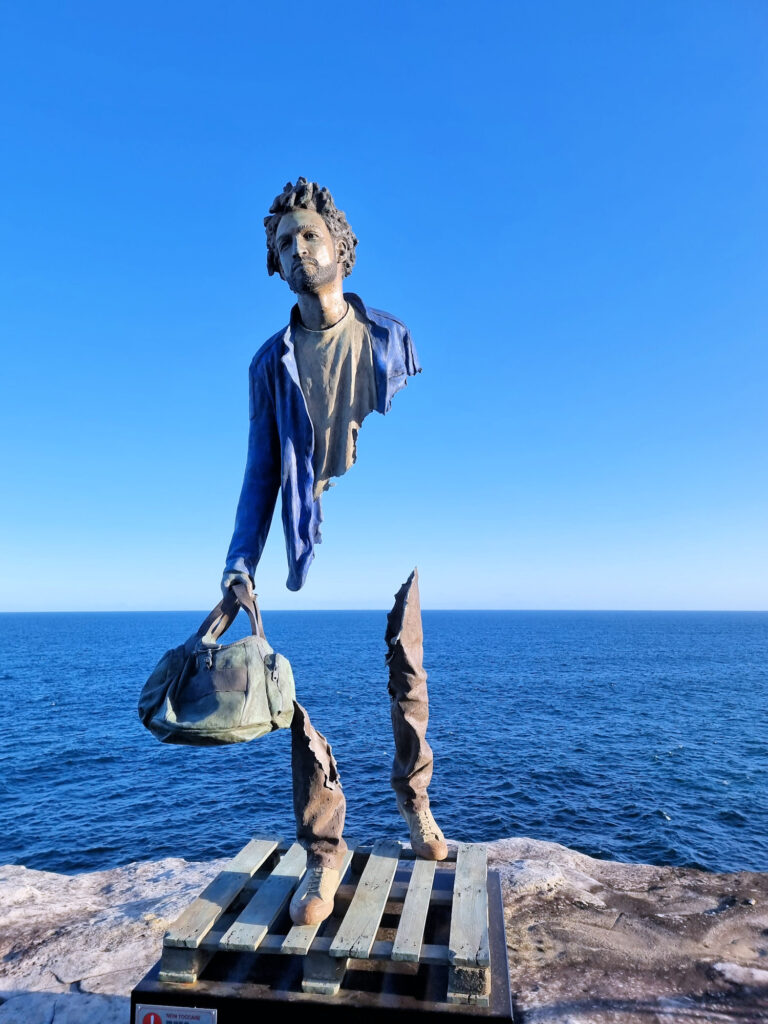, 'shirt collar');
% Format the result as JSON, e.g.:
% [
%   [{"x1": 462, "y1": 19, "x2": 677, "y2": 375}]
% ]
[
  {"x1": 287, "y1": 292, "x2": 377, "y2": 331},
  {"x1": 281, "y1": 292, "x2": 391, "y2": 389}
]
